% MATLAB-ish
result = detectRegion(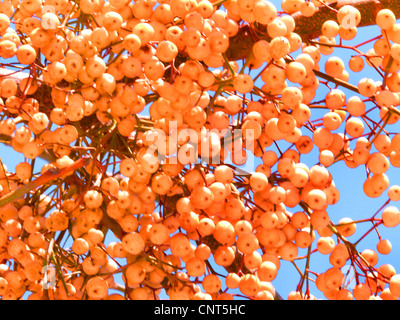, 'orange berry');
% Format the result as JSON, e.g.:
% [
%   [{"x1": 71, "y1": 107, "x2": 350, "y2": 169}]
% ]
[
  {"x1": 258, "y1": 261, "x2": 278, "y2": 281},
  {"x1": 377, "y1": 239, "x2": 392, "y2": 255},
  {"x1": 382, "y1": 206, "x2": 400, "y2": 227}
]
